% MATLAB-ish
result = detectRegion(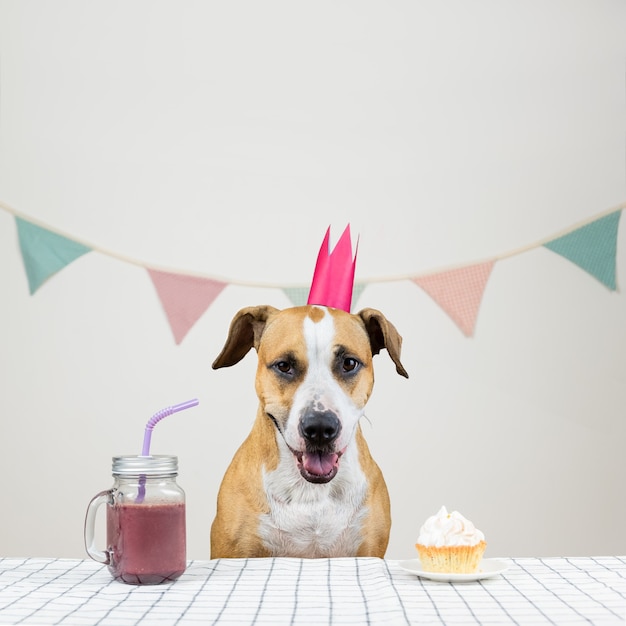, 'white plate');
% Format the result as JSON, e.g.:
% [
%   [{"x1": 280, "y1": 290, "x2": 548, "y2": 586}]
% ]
[{"x1": 397, "y1": 558, "x2": 509, "y2": 583}]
